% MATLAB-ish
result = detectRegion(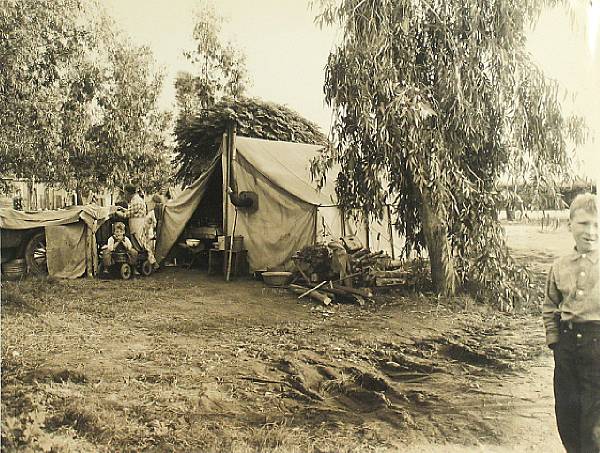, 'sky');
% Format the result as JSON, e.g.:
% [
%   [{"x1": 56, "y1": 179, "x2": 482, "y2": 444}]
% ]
[{"x1": 104, "y1": 0, "x2": 599, "y2": 180}]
